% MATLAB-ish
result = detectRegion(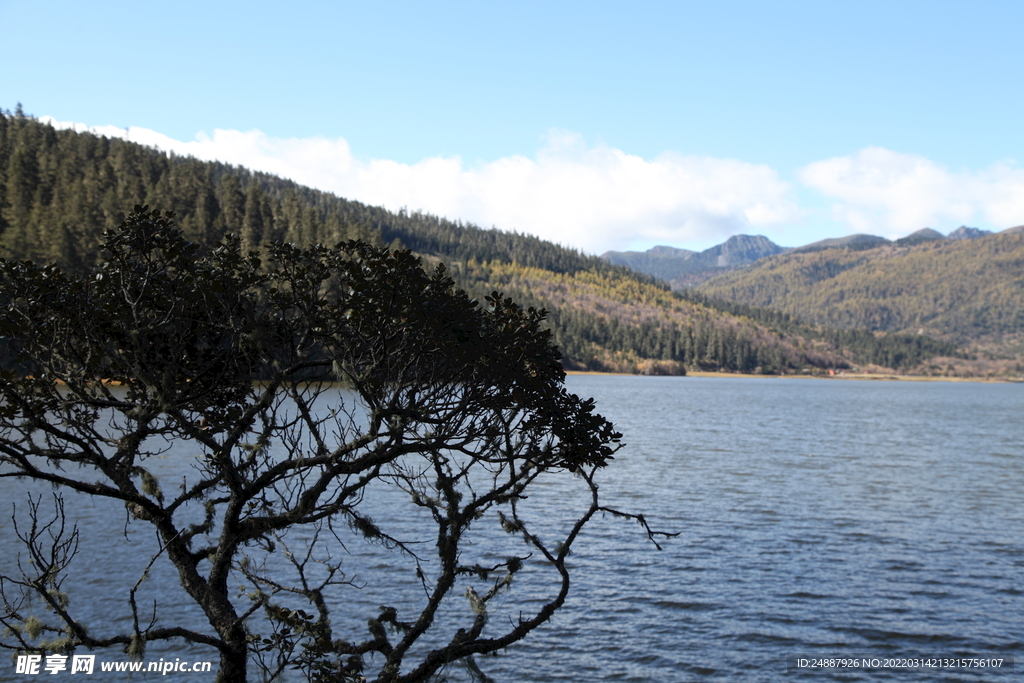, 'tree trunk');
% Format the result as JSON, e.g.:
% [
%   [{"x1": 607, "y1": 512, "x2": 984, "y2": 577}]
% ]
[{"x1": 215, "y1": 640, "x2": 248, "y2": 683}]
